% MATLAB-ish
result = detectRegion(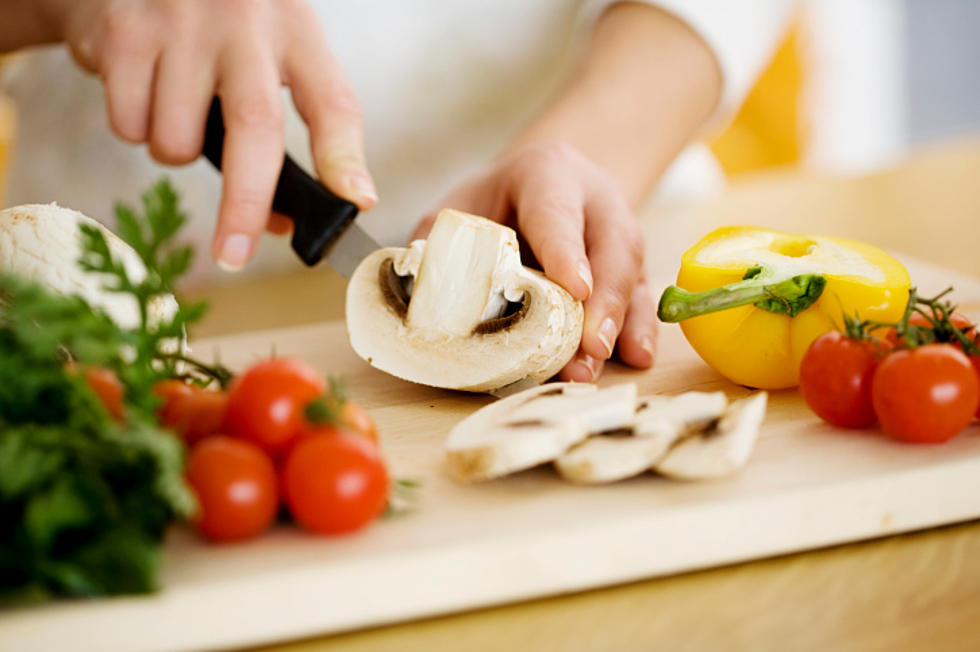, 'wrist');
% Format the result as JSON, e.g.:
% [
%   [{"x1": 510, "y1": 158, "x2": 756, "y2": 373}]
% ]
[{"x1": 511, "y1": 3, "x2": 722, "y2": 206}]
